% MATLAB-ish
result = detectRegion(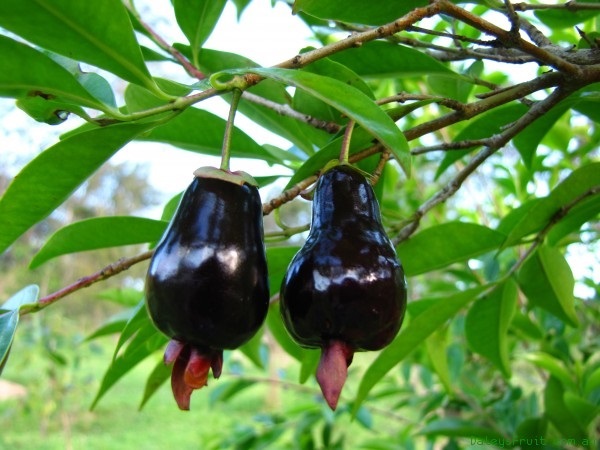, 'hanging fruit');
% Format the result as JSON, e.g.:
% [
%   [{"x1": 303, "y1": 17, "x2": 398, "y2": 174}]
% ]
[
  {"x1": 145, "y1": 167, "x2": 269, "y2": 410},
  {"x1": 280, "y1": 163, "x2": 407, "y2": 410}
]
